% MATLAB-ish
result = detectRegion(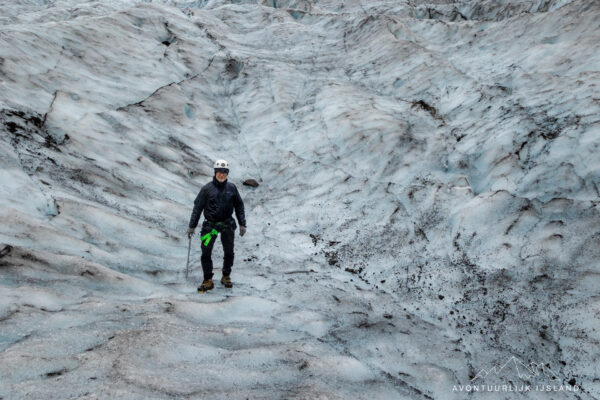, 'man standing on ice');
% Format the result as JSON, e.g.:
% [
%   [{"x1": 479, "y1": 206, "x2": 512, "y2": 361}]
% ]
[{"x1": 187, "y1": 159, "x2": 247, "y2": 293}]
